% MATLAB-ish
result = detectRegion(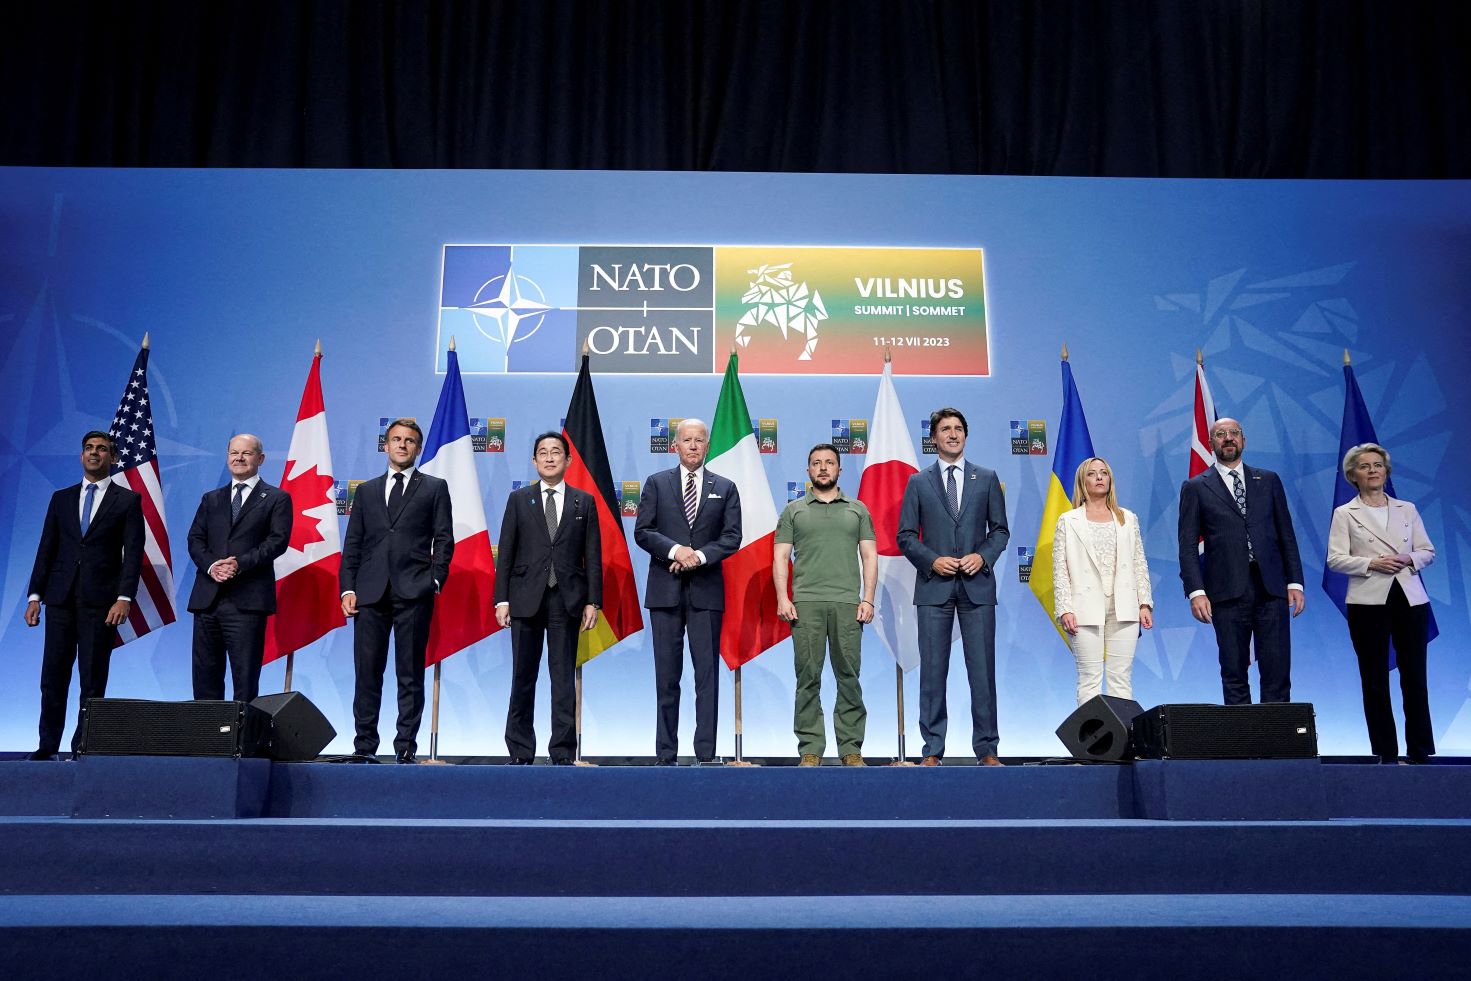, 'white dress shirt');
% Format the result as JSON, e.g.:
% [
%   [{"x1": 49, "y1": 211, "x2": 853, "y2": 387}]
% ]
[{"x1": 669, "y1": 465, "x2": 708, "y2": 564}]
